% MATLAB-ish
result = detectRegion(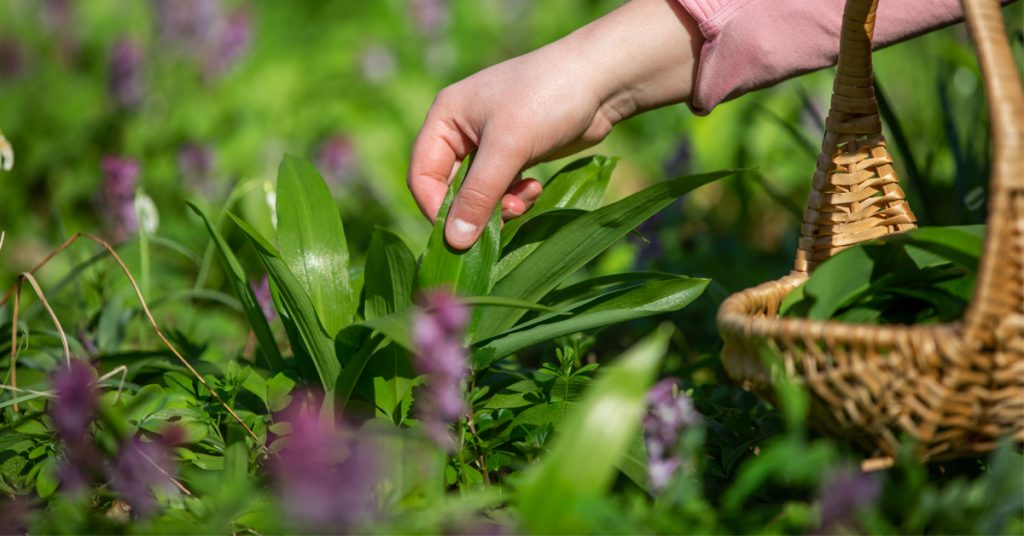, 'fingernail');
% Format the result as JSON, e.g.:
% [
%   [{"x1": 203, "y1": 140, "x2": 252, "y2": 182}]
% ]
[{"x1": 449, "y1": 218, "x2": 478, "y2": 244}]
